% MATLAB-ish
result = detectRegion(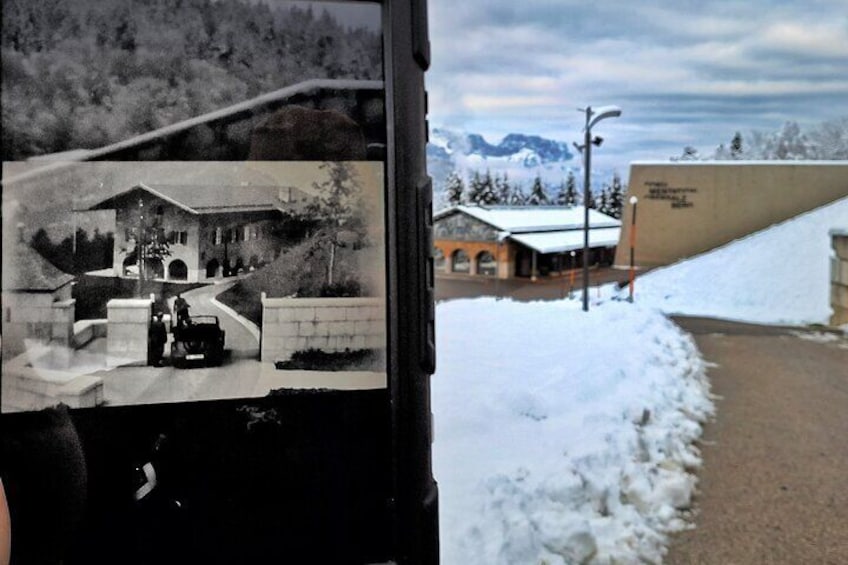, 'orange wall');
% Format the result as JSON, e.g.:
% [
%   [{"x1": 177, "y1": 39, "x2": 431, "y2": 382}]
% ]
[{"x1": 435, "y1": 239, "x2": 514, "y2": 277}]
